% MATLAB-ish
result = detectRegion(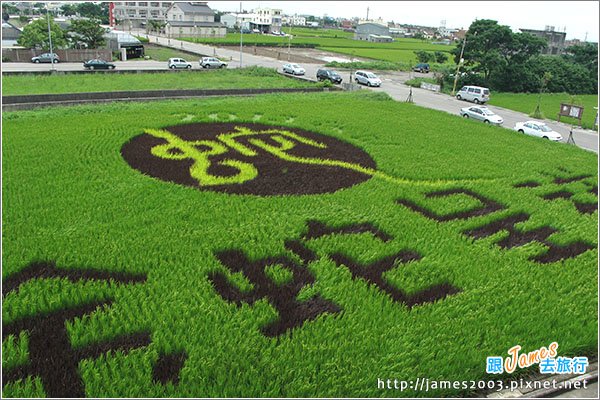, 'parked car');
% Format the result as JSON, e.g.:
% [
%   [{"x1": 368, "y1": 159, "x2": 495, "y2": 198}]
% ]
[
  {"x1": 316, "y1": 69, "x2": 342, "y2": 84},
  {"x1": 282, "y1": 63, "x2": 305, "y2": 75},
  {"x1": 168, "y1": 58, "x2": 192, "y2": 69},
  {"x1": 456, "y1": 85, "x2": 490, "y2": 104},
  {"x1": 199, "y1": 57, "x2": 227, "y2": 69},
  {"x1": 83, "y1": 59, "x2": 115, "y2": 70},
  {"x1": 31, "y1": 53, "x2": 60, "y2": 63},
  {"x1": 460, "y1": 106, "x2": 503, "y2": 125},
  {"x1": 354, "y1": 70, "x2": 381, "y2": 87},
  {"x1": 413, "y1": 63, "x2": 430, "y2": 73},
  {"x1": 514, "y1": 121, "x2": 563, "y2": 141}
]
